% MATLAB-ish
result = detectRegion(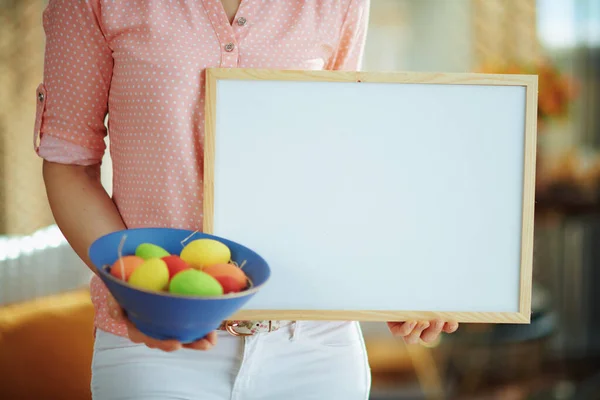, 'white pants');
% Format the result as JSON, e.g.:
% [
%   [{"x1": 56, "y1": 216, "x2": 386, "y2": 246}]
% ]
[{"x1": 91, "y1": 321, "x2": 371, "y2": 400}]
